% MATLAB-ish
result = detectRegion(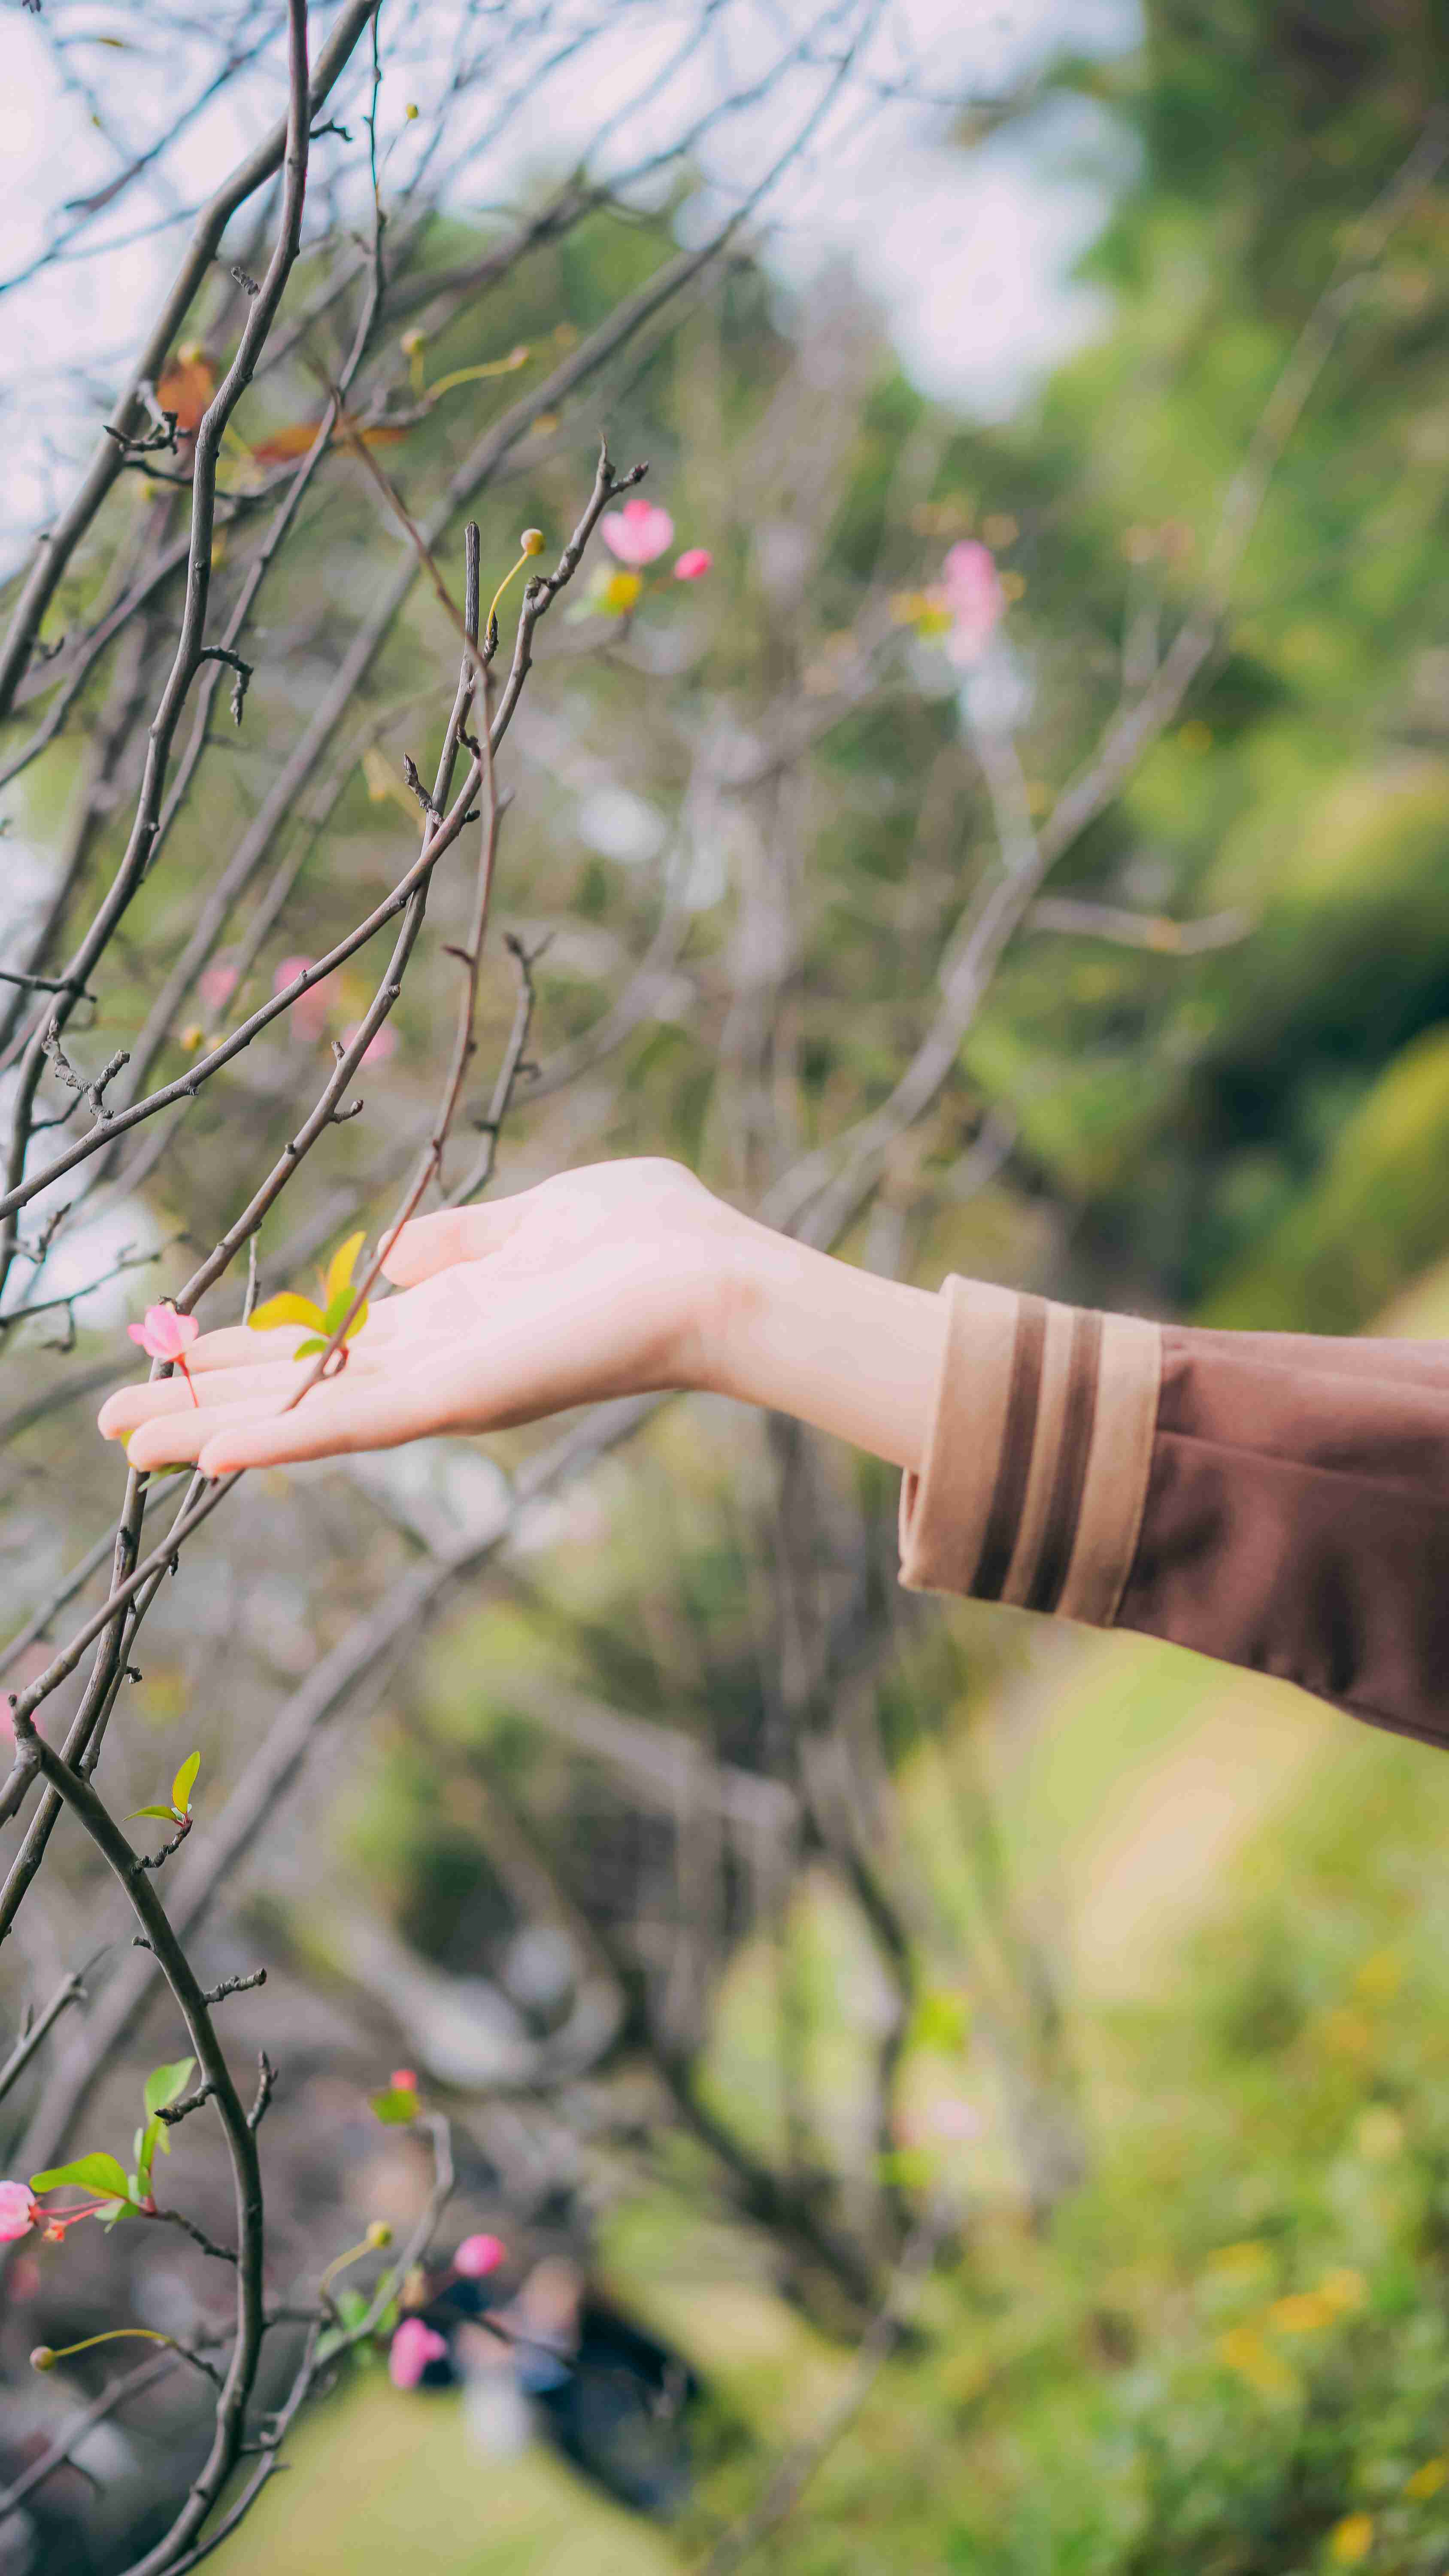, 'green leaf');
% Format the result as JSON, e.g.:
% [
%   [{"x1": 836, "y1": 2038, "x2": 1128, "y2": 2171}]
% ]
[
  {"x1": 31, "y1": 2152, "x2": 134, "y2": 2202},
  {"x1": 370, "y1": 2085, "x2": 419, "y2": 2126},
  {"x1": 126, "y1": 1804, "x2": 181, "y2": 1823},
  {"x1": 99, "y1": 2198, "x2": 133, "y2": 2230},
  {"x1": 321, "y1": 1288, "x2": 369, "y2": 1339},
  {"x1": 170, "y1": 1752, "x2": 200, "y2": 1816},
  {"x1": 144, "y1": 2057, "x2": 196, "y2": 2118},
  {"x1": 293, "y1": 1334, "x2": 327, "y2": 1358}
]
